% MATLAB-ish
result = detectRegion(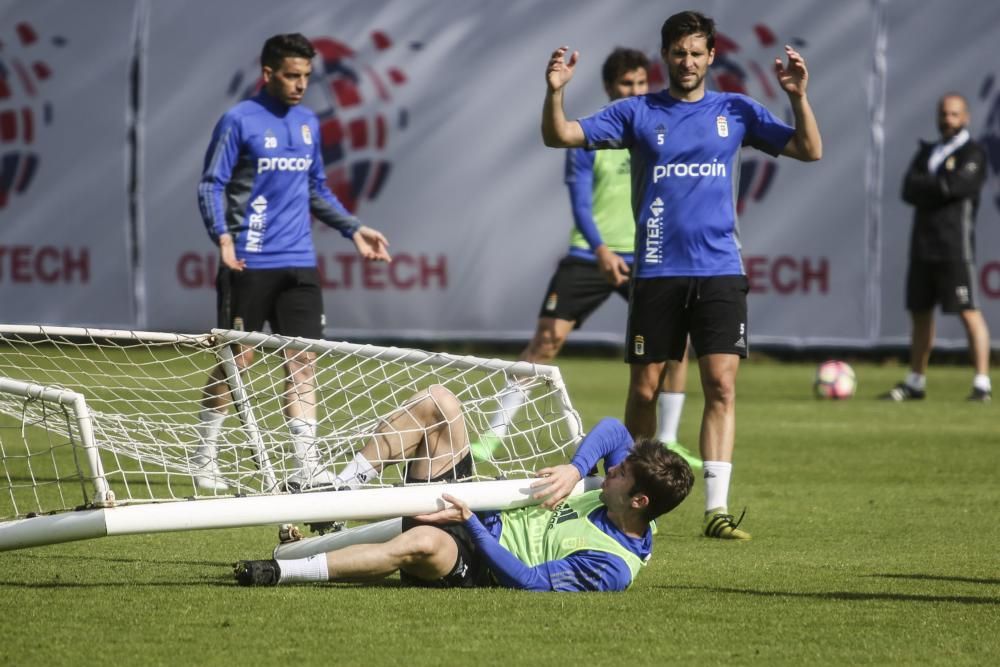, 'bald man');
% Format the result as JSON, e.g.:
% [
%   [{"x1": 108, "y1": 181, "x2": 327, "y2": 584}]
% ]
[{"x1": 882, "y1": 94, "x2": 991, "y2": 402}]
